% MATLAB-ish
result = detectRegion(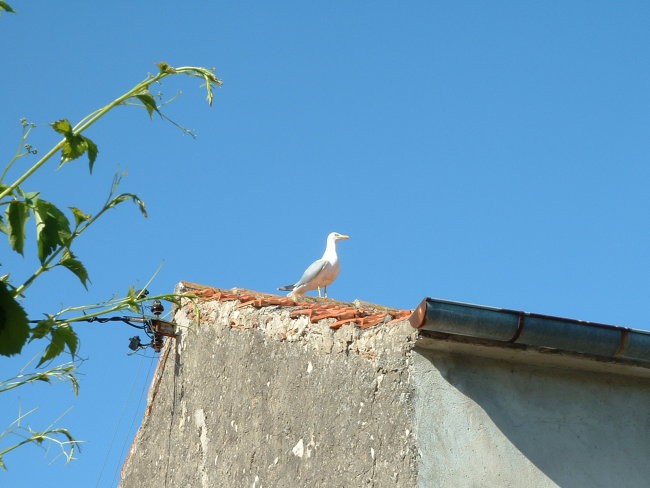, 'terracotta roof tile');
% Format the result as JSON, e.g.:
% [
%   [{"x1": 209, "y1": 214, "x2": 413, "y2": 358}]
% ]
[{"x1": 180, "y1": 282, "x2": 412, "y2": 330}]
